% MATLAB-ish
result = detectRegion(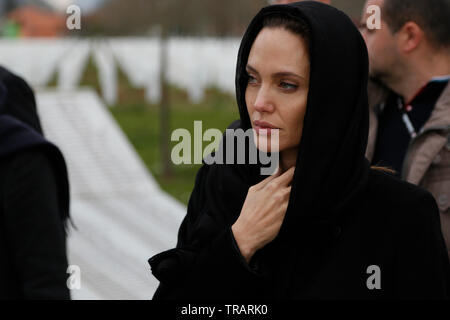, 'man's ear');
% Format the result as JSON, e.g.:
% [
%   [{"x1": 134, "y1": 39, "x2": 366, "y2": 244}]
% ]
[{"x1": 398, "y1": 21, "x2": 424, "y2": 53}]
